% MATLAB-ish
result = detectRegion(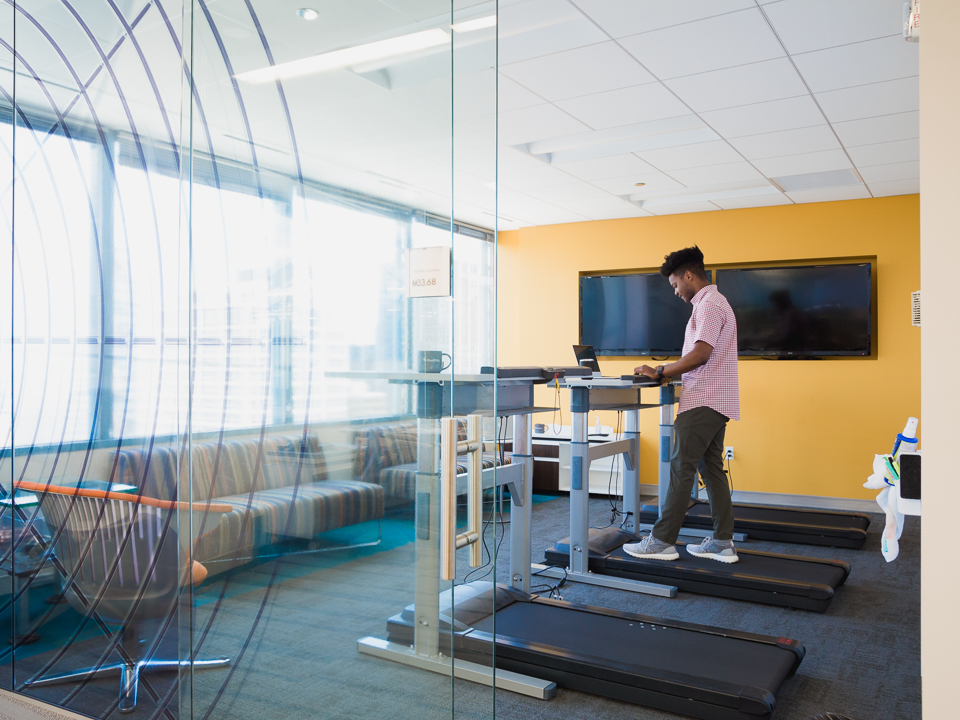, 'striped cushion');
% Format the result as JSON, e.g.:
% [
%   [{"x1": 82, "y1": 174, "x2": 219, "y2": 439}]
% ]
[
  {"x1": 379, "y1": 452, "x2": 510, "y2": 503},
  {"x1": 195, "y1": 480, "x2": 383, "y2": 563},
  {"x1": 352, "y1": 420, "x2": 468, "y2": 487},
  {"x1": 115, "y1": 435, "x2": 327, "y2": 501}
]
